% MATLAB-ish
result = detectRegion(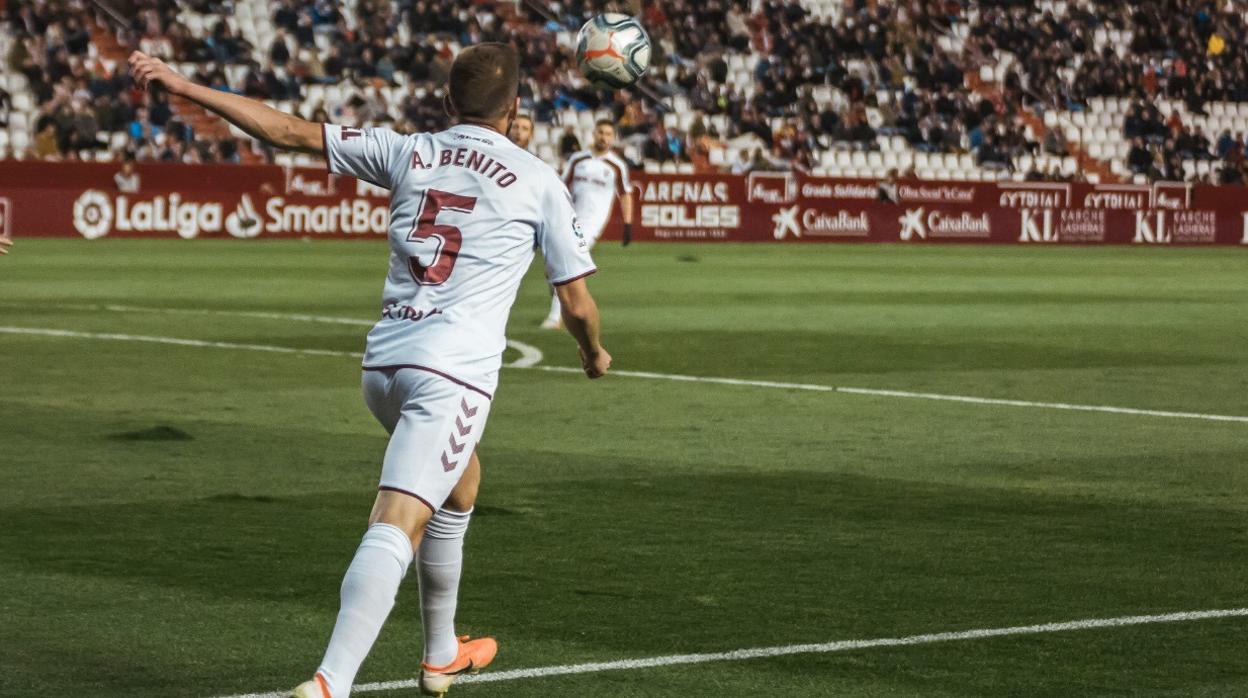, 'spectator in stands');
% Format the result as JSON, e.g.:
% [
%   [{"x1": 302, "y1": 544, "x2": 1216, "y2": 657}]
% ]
[
  {"x1": 128, "y1": 107, "x2": 160, "y2": 143},
  {"x1": 1127, "y1": 138, "x2": 1152, "y2": 174},
  {"x1": 557, "y1": 126, "x2": 580, "y2": 158},
  {"x1": 34, "y1": 121, "x2": 59, "y2": 159},
  {"x1": 114, "y1": 160, "x2": 141, "y2": 193},
  {"x1": 1043, "y1": 128, "x2": 1068, "y2": 157}
]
